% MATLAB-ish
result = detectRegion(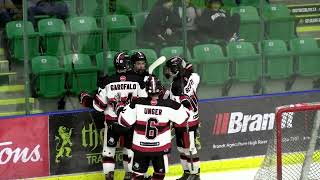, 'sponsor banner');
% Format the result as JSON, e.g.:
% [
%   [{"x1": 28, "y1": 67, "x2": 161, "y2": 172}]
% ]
[
  {"x1": 0, "y1": 116, "x2": 49, "y2": 179},
  {"x1": 49, "y1": 111, "x2": 123, "y2": 175},
  {"x1": 288, "y1": 4, "x2": 320, "y2": 26},
  {"x1": 198, "y1": 92, "x2": 320, "y2": 161}
]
